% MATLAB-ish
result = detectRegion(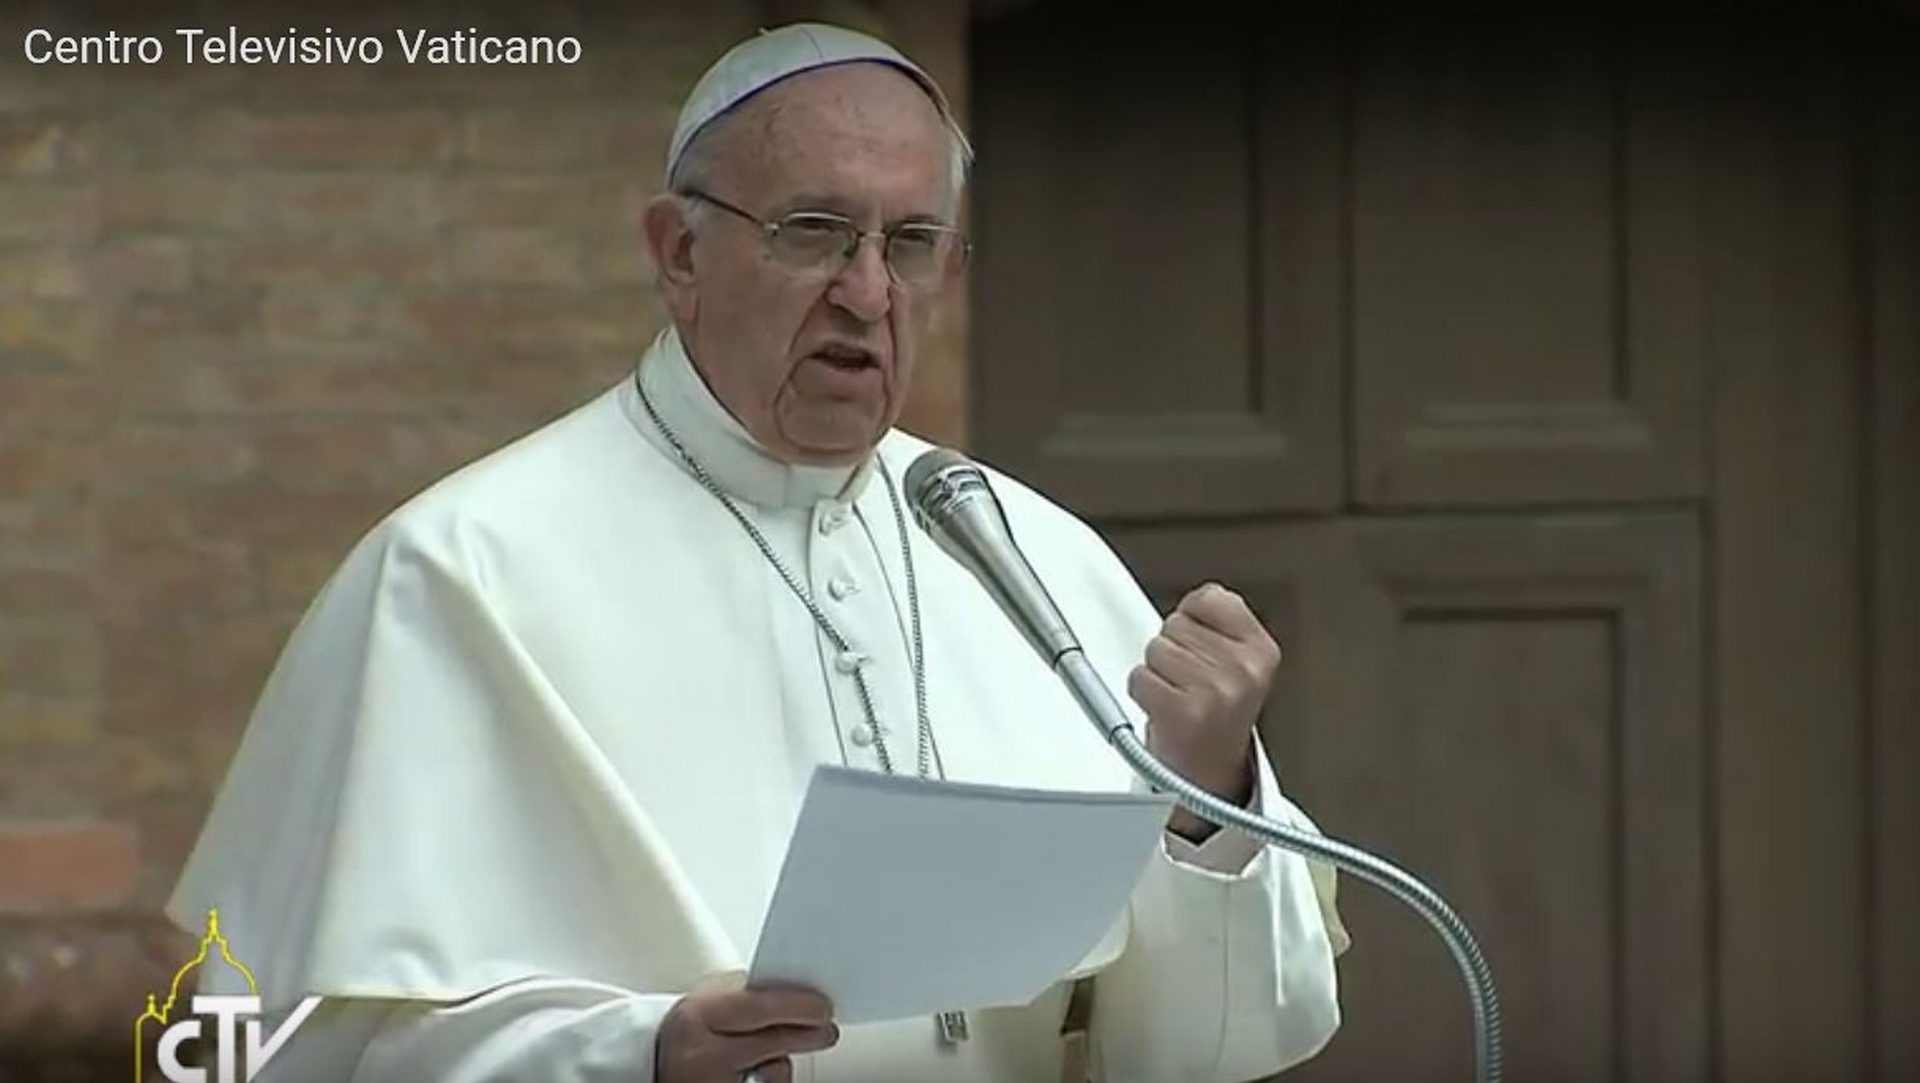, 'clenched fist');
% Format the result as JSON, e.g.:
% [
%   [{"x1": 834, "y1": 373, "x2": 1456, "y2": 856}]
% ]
[
  {"x1": 1126, "y1": 582, "x2": 1280, "y2": 842},
  {"x1": 655, "y1": 982, "x2": 840, "y2": 1083}
]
